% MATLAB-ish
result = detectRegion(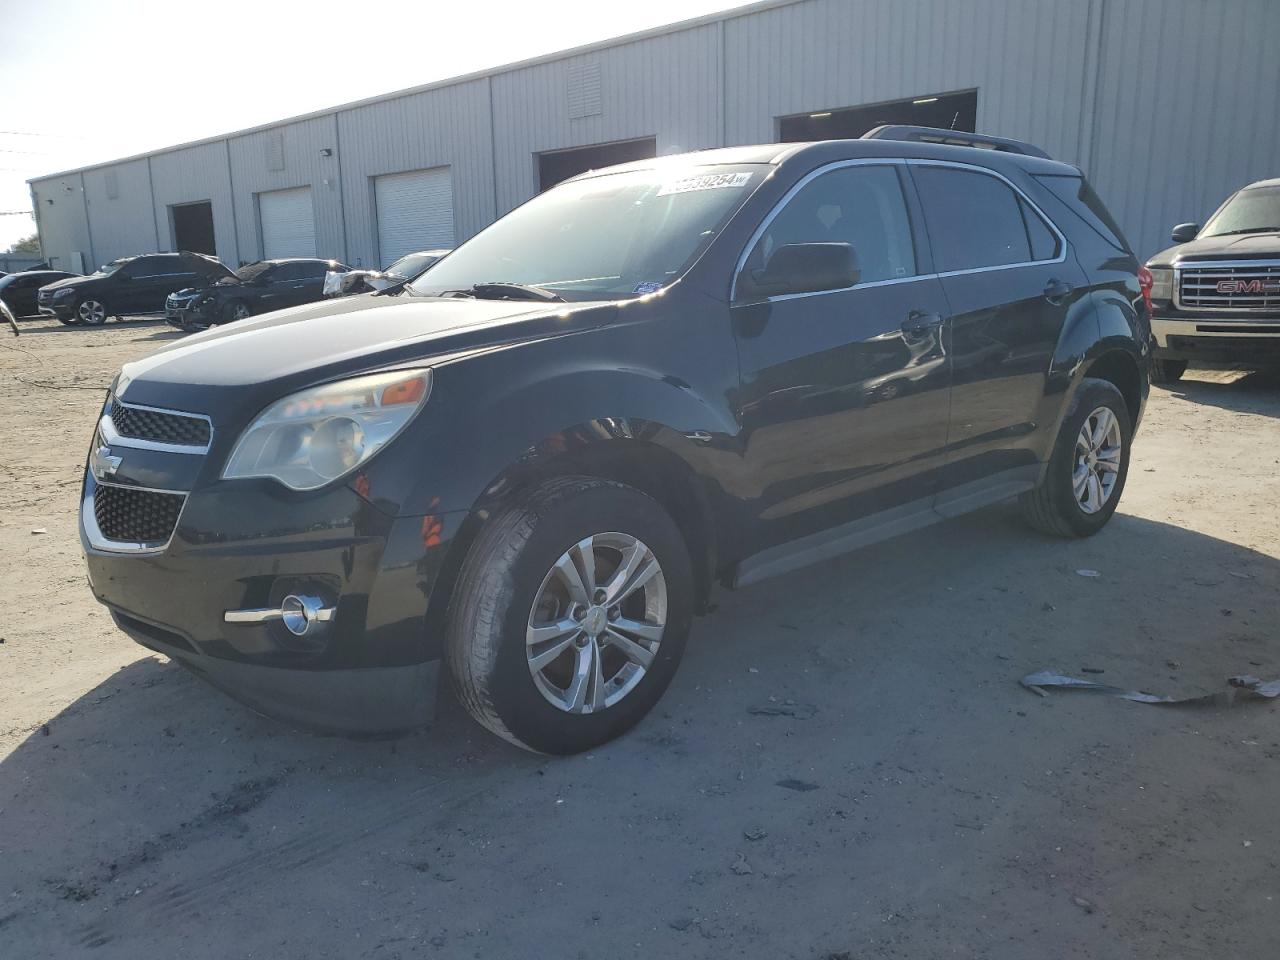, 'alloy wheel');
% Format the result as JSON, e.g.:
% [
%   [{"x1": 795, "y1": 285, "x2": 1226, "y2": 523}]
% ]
[
  {"x1": 526, "y1": 532, "x2": 667, "y2": 714},
  {"x1": 78, "y1": 300, "x2": 107, "y2": 325},
  {"x1": 1073, "y1": 406, "x2": 1122, "y2": 514},
  {"x1": 233, "y1": 303, "x2": 251, "y2": 320}
]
